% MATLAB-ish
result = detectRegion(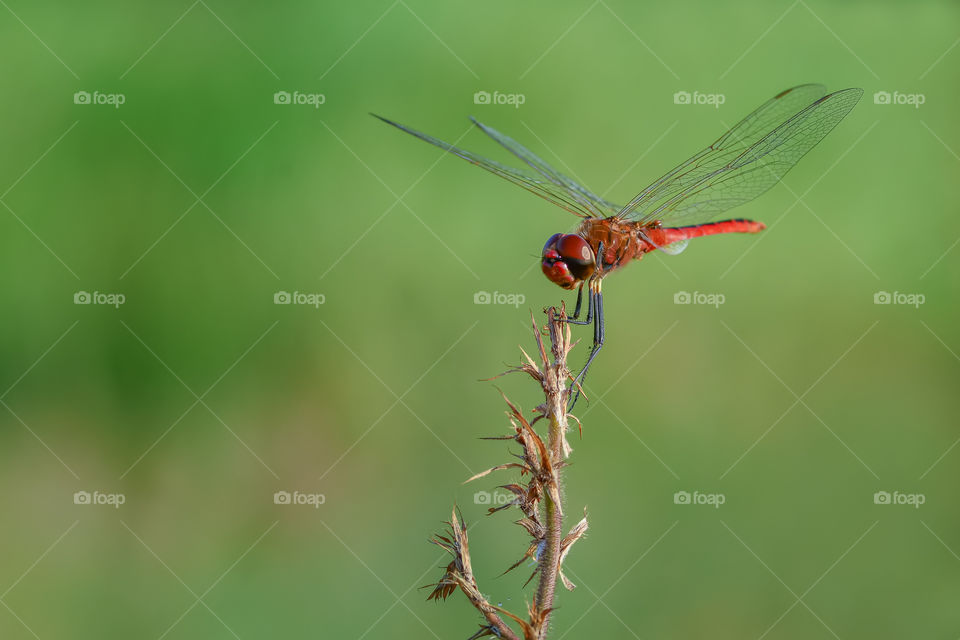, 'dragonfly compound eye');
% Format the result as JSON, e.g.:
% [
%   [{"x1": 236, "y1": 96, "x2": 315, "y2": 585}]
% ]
[
  {"x1": 542, "y1": 233, "x2": 564, "y2": 255},
  {"x1": 541, "y1": 234, "x2": 595, "y2": 289},
  {"x1": 556, "y1": 234, "x2": 595, "y2": 268}
]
